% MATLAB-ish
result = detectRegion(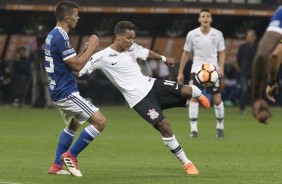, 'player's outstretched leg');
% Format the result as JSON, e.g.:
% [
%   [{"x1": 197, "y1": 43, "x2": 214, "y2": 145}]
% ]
[
  {"x1": 191, "y1": 85, "x2": 210, "y2": 108},
  {"x1": 157, "y1": 120, "x2": 199, "y2": 175}
]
